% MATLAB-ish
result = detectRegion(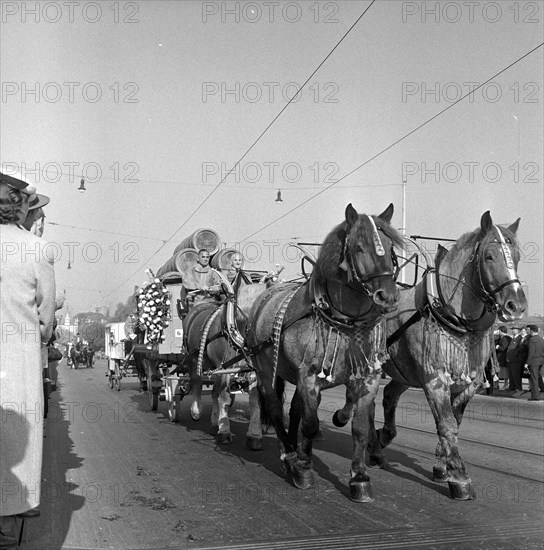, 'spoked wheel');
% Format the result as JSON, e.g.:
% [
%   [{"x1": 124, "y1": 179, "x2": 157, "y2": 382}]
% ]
[{"x1": 108, "y1": 359, "x2": 115, "y2": 389}]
